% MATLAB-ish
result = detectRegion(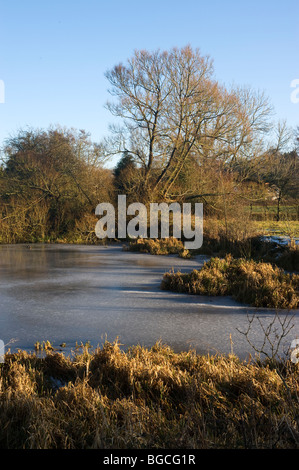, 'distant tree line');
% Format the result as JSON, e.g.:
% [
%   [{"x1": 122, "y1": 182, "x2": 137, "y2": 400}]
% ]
[
  {"x1": 0, "y1": 46, "x2": 298, "y2": 243},
  {"x1": 0, "y1": 128, "x2": 113, "y2": 243}
]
